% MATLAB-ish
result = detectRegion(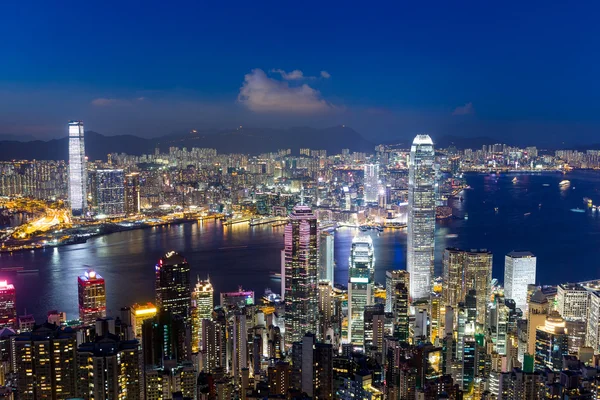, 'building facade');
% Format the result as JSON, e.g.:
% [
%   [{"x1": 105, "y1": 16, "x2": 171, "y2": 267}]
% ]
[
  {"x1": 78, "y1": 269, "x2": 107, "y2": 326},
  {"x1": 504, "y1": 251, "x2": 537, "y2": 312},
  {"x1": 68, "y1": 120, "x2": 87, "y2": 216}
]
